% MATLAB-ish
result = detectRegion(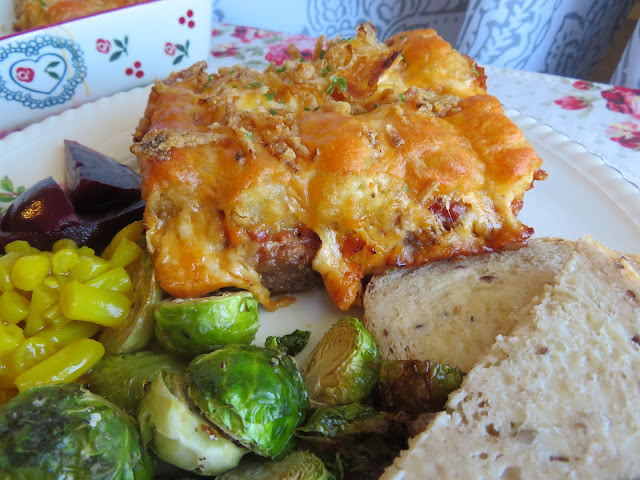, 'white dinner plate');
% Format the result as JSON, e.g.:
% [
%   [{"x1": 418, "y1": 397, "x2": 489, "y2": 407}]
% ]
[{"x1": 2, "y1": 86, "x2": 640, "y2": 364}]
